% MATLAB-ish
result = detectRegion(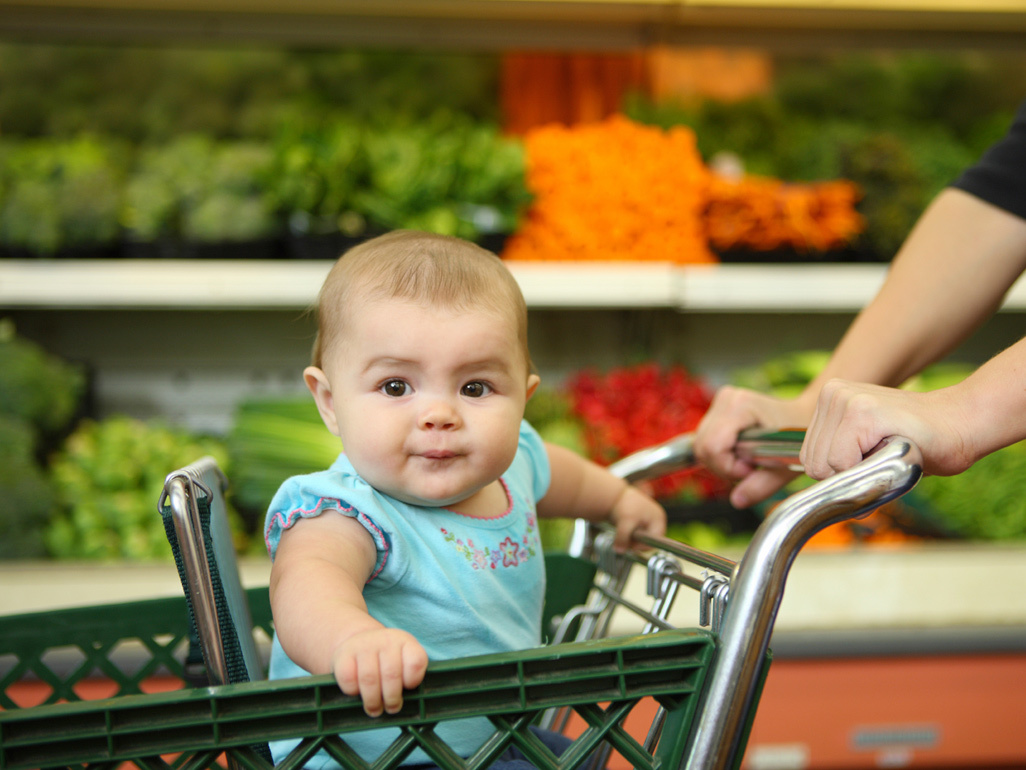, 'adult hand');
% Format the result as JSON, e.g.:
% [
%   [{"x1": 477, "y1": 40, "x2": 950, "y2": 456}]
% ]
[
  {"x1": 694, "y1": 385, "x2": 813, "y2": 509},
  {"x1": 800, "y1": 378, "x2": 976, "y2": 480}
]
